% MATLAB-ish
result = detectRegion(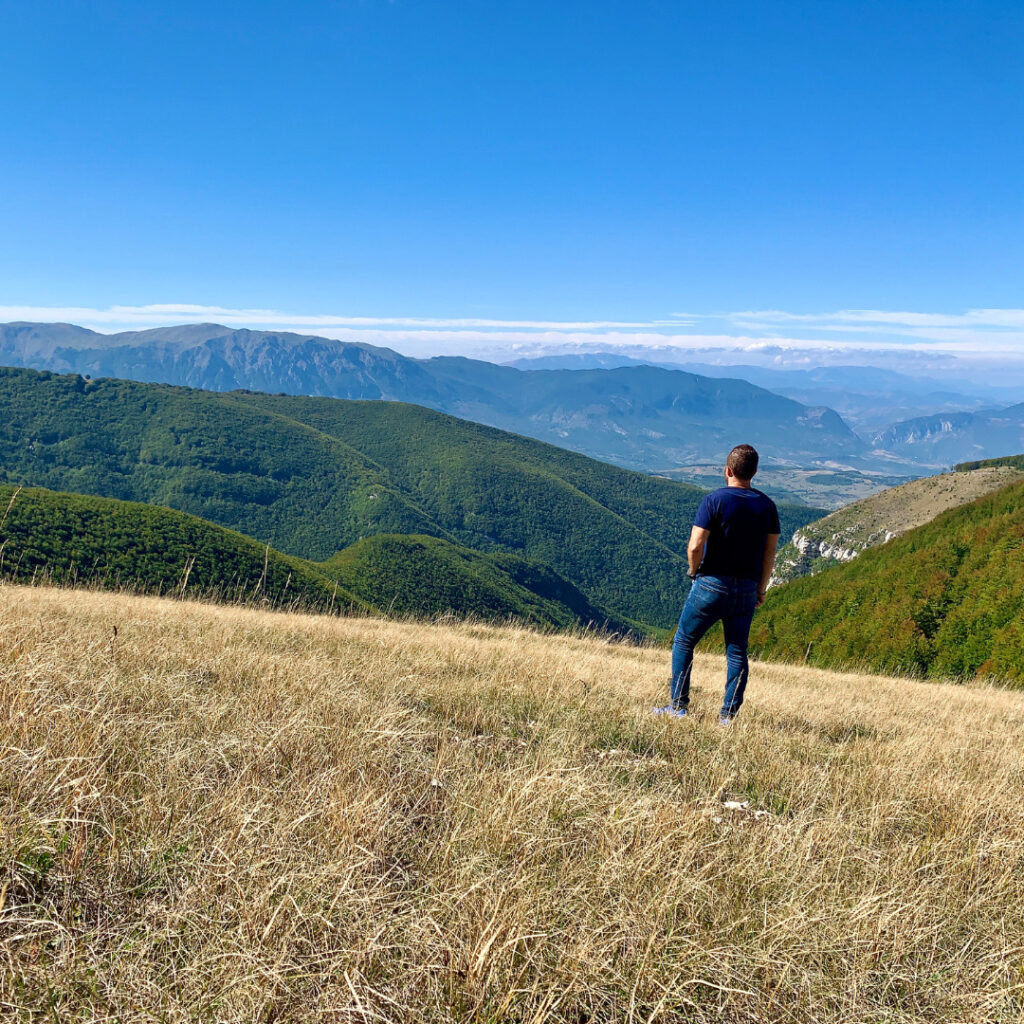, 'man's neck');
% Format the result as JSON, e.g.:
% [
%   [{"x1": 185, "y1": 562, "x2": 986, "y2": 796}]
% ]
[{"x1": 726, "y1": 477, "x2": 753, "y2": 490}]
